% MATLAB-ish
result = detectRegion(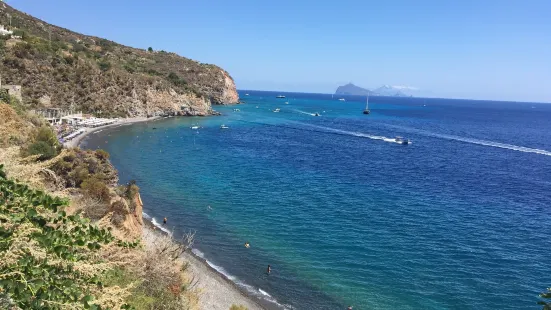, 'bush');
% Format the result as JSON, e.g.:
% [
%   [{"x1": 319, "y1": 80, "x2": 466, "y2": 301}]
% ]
[
  {"x1": 95, "y1": 149, "x2": 110, "y2": 160},
  {"x1": 98, "y1": 60, "x2": 111, "y2": 71},
  {"x1": 27, "y1": 140, "x2": 57, "y2": 160},
  {"x1": 148, "y1": 47, "x2": 153, "y2": 52},
  {"x1": 230, "y1": 305, "x2": 248, "y2": 310},
  {"x1": 81, "y1": 177, "x2": 111, "y2": 202}
]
